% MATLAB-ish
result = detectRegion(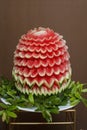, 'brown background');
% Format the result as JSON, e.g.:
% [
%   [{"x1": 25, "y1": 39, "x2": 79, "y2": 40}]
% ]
[{"x1": 0, "y1": 0, "x2": 87, "y2": 130}]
